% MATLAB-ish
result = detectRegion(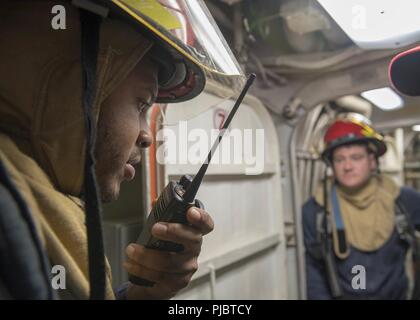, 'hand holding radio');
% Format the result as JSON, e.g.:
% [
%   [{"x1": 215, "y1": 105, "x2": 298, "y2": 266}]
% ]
[
  {"x1": 125, "y1": 74, "x2": 256, "y2": 293},
  {"x1": 123, "y1": 206, "x2": 214, "y2": 299}
]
